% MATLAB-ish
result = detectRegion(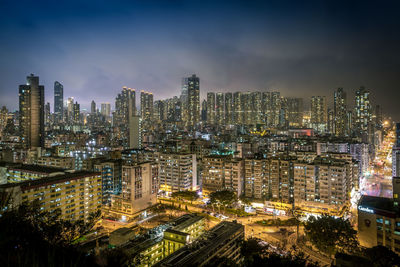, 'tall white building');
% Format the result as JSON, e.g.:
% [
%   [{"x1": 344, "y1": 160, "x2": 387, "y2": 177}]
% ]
[{"x1": 110, "y1": 162, "x2": 158, "y2": 218}]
